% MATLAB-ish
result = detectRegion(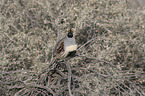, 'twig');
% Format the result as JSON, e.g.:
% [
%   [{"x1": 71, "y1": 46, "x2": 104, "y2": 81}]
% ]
[
  {"x1": 95, "y1": 22, "x2": 112, "y2": 34},
  {"x1": 14, "y1": 88, "x2": 27, "y2": 96},
  {"x1": 57, "y1": 27, "x2": 61, "y2": 42},
  {"x1": 67, "y1": 63, "x2": 73, "y2": 96},
  {"x1": 50, "y1": 48, "x2": 54, "y2": 63},
  {"x1": 77, "y1": 37, "x2": 97, "y2": 51}
]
